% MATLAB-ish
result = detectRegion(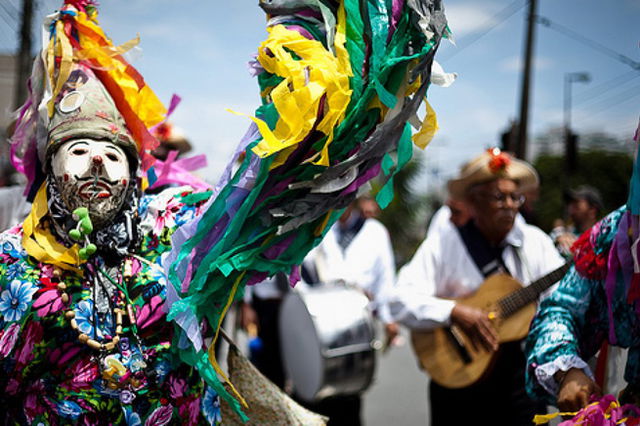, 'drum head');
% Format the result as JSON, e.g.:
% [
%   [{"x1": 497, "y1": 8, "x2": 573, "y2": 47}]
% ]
[{"x1": 279, "y1": 291, "x2": 324, "y2": 401}]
